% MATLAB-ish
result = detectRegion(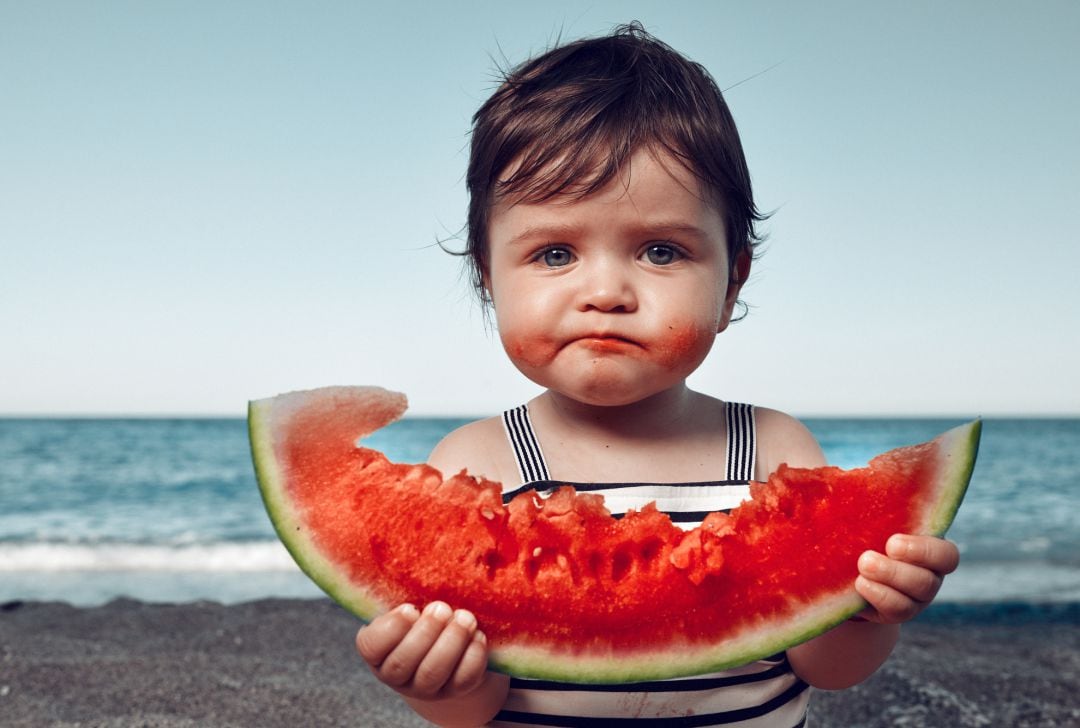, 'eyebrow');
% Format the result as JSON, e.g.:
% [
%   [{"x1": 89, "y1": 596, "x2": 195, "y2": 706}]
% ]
[
  {"x1": 506, "y1": 223, "x2": 585, "y2": 246},
  {"x1": 507, "y1": 221, "x2": 709, "y2": 246}
]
